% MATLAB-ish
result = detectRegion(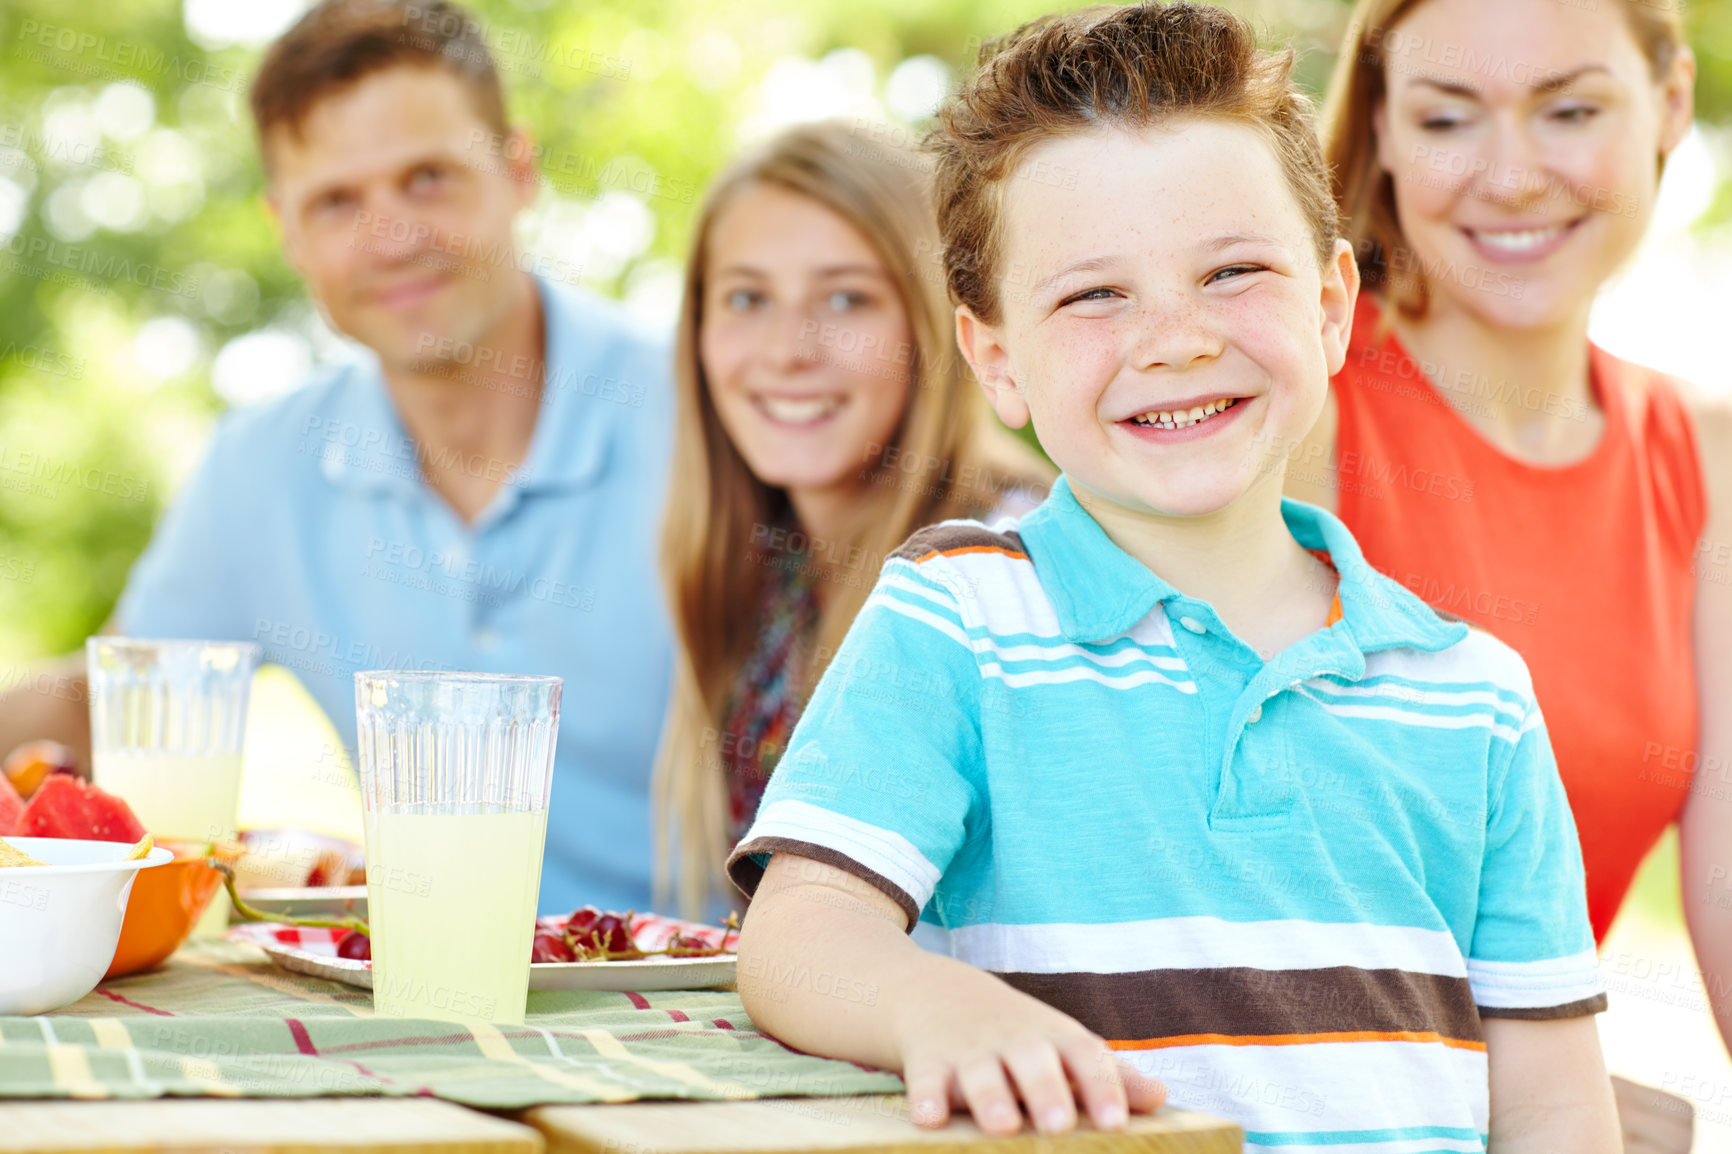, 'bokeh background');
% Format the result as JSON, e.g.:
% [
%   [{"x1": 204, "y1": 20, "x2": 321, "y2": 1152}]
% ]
[{"x1": 2, "y1": 0, "x2": 1731, "y2": 1144}]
